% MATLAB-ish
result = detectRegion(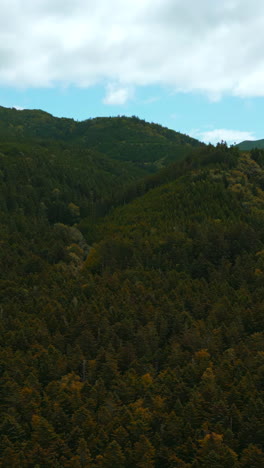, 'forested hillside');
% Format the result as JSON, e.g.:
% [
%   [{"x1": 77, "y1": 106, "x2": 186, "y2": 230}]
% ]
[
  {"x1": 237, "y1": 139, "x2": 264, "y2": 151},
  {"x1": 0, "y1": 110, "x2": 264, "y2": 467},
  {"x1": 0, "y1": 106, "x2": 201, "y2": 169}
]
